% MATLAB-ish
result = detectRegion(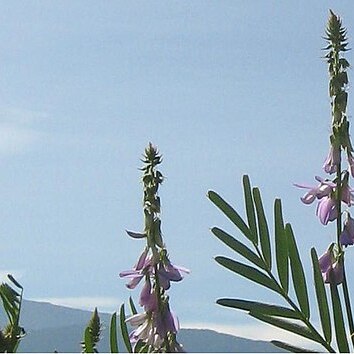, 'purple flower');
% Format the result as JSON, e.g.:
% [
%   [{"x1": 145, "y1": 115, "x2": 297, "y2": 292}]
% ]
[
  {"x1": 340, "y1": 214, "x2": 354, "y2": 247},
  {"x1": 341, "y1": 181, "x2": 354, "y2": 206},
  {"x1": 157, "y1": 260, "x2": 190, "y2": 290},
  {"x1": 139, "y1": 279, "x2": 158, "y2": 311},
  {"x1": 323, "y1": 146, "x2": 340, "y2": 174},
  {"x1": 294, "y1": 176, "x2": 335, "y2": 204},
  {"x1": 295, "y1": 176, "x2": 354, "y2": 224},
  {"x1": 155, "y1": 304, "x2": 179, "y2": 338},
  {"x1": 316, "y1": 196, "x2": 338, "y2": 225},
  {"x1": 348, "y1": 153, "x2": 354, "y2": 178},
  {"x1": 126, "y1": 312, "x2": 154, "y2": 345},
  {"x1": 319, "y1": 247, "x2": 343, "y2": 285},
  {"x1": 119, "y1": 248, "x2": 152, "y2": 289}
]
